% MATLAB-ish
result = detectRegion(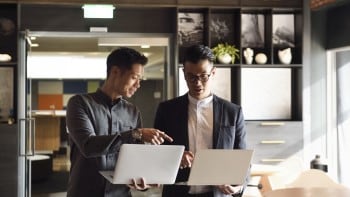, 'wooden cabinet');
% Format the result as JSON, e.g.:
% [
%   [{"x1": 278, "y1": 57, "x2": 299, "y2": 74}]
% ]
[{"x1": 34, "y1": 116, "x2": 61, "y2": 151}]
